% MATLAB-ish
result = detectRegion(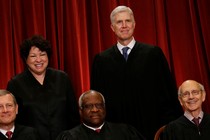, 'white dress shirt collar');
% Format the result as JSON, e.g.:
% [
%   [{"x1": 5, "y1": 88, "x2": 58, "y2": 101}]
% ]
[
  {"x1": 83, "y1": 122, "x2": 104, "y2": 131},
  {"x1": 0, "y1": 125, "x2": 15, "y2": 137},
  {"x1": 117, "y1": 37, "x2": 136, "y2": 54},
  {"x1": 184, "y1": 110, "x2": 204, "y2": 123}
]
